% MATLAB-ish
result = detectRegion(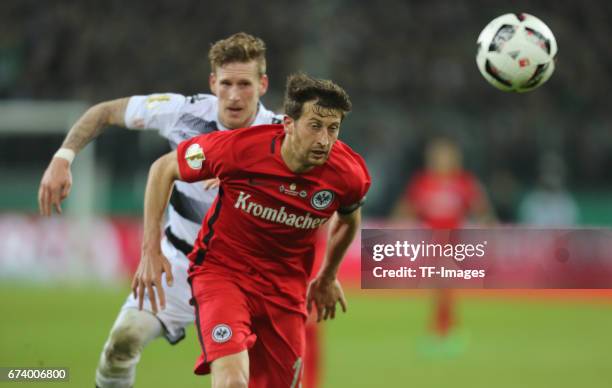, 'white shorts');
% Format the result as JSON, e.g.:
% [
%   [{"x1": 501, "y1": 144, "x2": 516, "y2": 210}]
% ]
[{"x1": 121, "y1": 236, "x2": 194, "y2": 344}]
